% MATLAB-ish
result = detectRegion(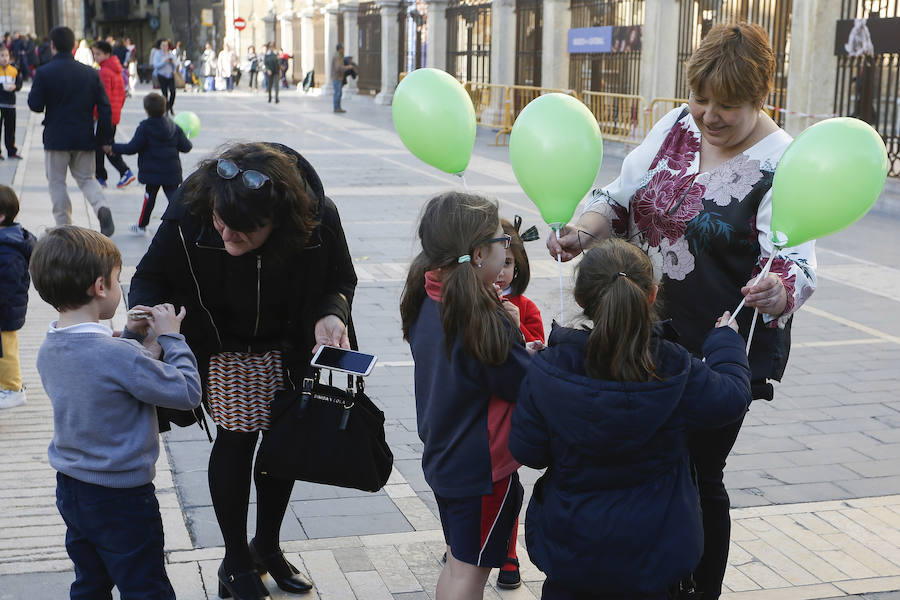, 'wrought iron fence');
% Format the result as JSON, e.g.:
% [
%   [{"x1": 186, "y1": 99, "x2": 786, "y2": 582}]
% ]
[
  {"x1": 515, "y1": 0, "x2": 542, "y2": 86},
  {"x1": 399, "y1": 3, "x2": 427, "y2": 76},
  {"x1": 447, "y1": 0, "x2": 492, "y2": 83},
  {"x1": 834, "y1": 1, "x2": 900, "y2": 176},
  {"x1": 675, "y1": 0, "x2": 791, "y2": 127},
  {"x1": 358, "y1": 2, "x2": 382, "y2": 94},
  {"x1": 568, "y1": 0, "x2": 644, "y2": 95}
]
